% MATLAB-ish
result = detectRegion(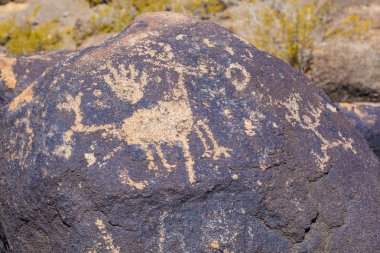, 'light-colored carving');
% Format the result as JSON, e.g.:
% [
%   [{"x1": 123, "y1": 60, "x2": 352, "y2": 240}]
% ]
[
  {"x1": 103, "y1": 62, "x2": 148, "y2": 104},
  {"x1": 196, "y1": 120, "x2": 231, "y2": 160},
  {"x1": 223, "y1": 109, "x2": 233, "y2": 119},
  {"x1": 0, "y1": 57, "x2": 17, "y2": 89},
  {"x1": 225, "y1": 63, "x2": 251, "y2": 91},
  {"x1": 282, "y1": 93, "x2": 356, "y2": 171},
  {"x1": 55, "y1": 85, "x2": 229, "y2": 184},
  {"x1": 243, "y1": 110, "x2": 266, "y2": 137},
  {"x1": 95, "y1": 218, "x2": 120, "y2": 253},
  {"x1": 203, "y1": 38, "x2": 215, "y2": 48},
  {"x1": 244, "y1": 118, "x2": 255, "y2": 136},
  {"x1": 54, "y1": 93, "x2": 115, "y2": 159},
  {"x1": 54, "y1": 42, "x2": 232, "y2": 185},
  {"x1": 225, "y1": 46, "x2": 235, "y2": 55},
  {"x1": 84, "y1": 153, "x2": 96, "y2": 167},
  {"x1": 119, "y1": 170, "x2": 147, "y2": 190},
  {"x1": 231, "y1": 174, "x2": 239, "y2": 180},
  {"x1": 176, "y1": 34, "x2": 185, "y2": 40},
  {"x1": 93, "y1": 89, "x2": 102, "y2": 97},
  {"x1": 14, "y1": 109, "x2": 34, "y2": 166},
  {"x1": 211, "y1": 240, "x2": 220, "y2": 249},
  {"x1": 55, "y1": 89, "x2": 229, "y2": 184},
  {"x1": 8, "y1": 83, "x2": 34, "y2": 111}
]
